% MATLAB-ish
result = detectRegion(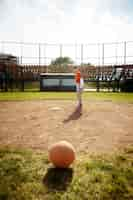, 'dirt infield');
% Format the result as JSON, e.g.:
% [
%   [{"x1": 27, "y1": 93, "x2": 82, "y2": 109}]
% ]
[{"x1": 0, "y1": 100, "x2": 133, "y2": 154}]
